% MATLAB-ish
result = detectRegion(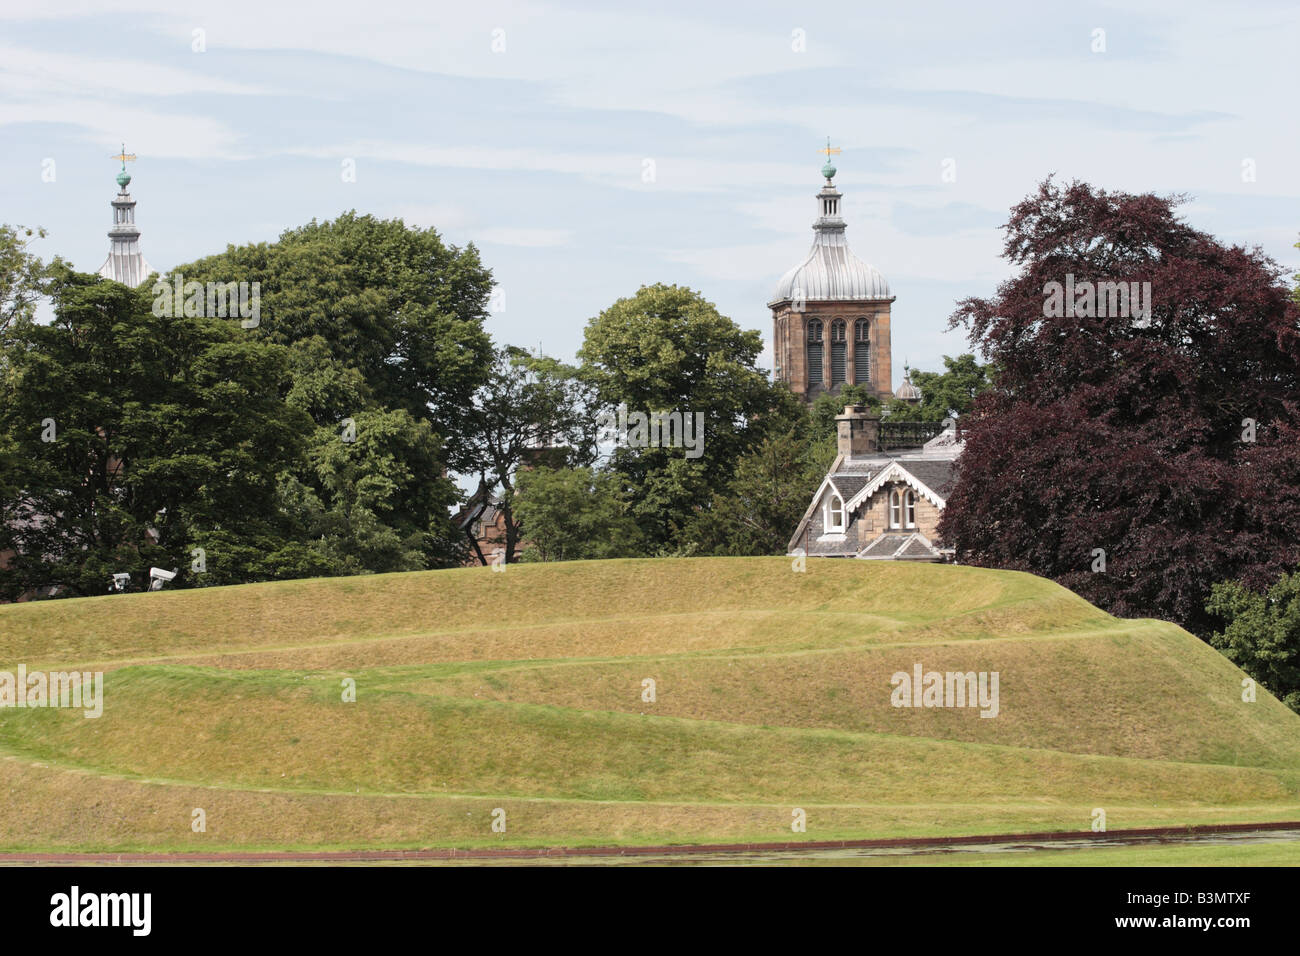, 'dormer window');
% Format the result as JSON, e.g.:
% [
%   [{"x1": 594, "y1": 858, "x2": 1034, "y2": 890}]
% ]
[{"x1": 826, "y1": 494, "x2": 845, "y2": 533}]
